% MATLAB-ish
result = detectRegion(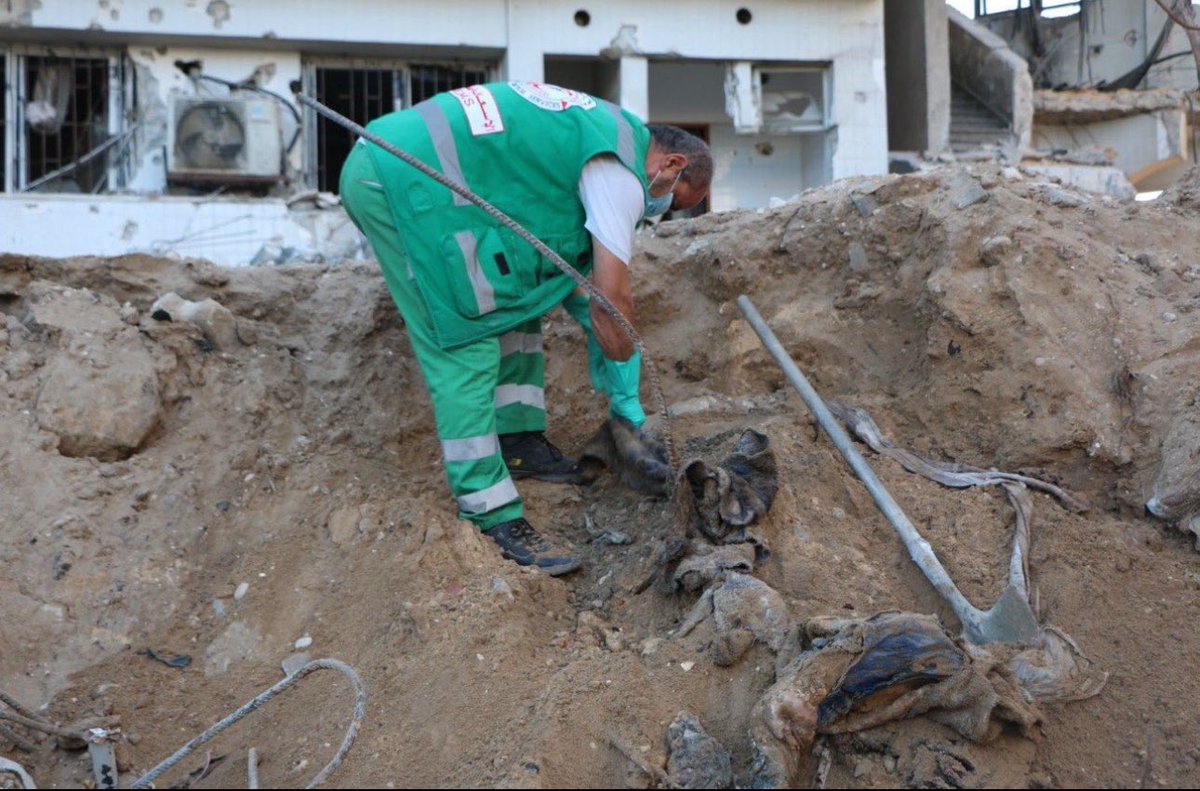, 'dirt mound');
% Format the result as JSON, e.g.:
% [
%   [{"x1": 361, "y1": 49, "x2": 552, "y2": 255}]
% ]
[{"x1": 2, "y1": 165, "x2": 1199, "y2": 788}]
